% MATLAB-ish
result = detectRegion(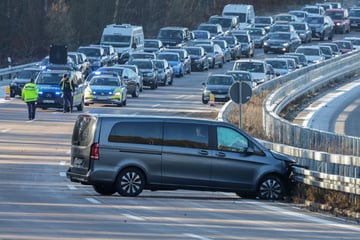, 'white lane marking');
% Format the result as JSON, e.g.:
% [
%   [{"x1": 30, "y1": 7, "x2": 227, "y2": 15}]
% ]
[
  {"x1": 122, "y1": 213, "x2": 146, "y2": 221},
  {"x1": 1, "y1": 128, "x2": 11, "y2": 133},
  {"x1": 59, "y1": 161, "x2": 66, "y2": 165},
  {"x1": 86, "y1": 198, "x2": 101, "y2": 204},
  {"x1": 59, "y1": 172, "x2": 66, "y2": 177},
  {"x1": 152, "y1": 104, "x2": 160, "y2": 108},
  {"x1": 248, "y1": 201, "x2": 360, "y2": 232},
  {"x1": 183, "y1": 233, "x2": 213, "y2": 240},
  {"x1": 66, "y1": 150, "x2": 71, "y2": 155},
  {"x1": 67, "y1": 185, "x2": 77, "y2": 190}
]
